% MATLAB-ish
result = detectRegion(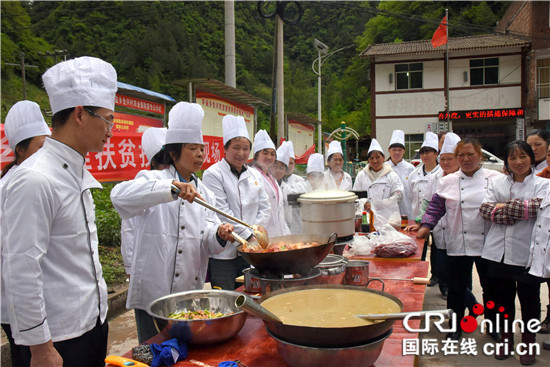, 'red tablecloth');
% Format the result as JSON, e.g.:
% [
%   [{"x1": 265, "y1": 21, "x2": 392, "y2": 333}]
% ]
[{"x1": 111, "y1": 259, "x2": 429, "y2": 367}]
